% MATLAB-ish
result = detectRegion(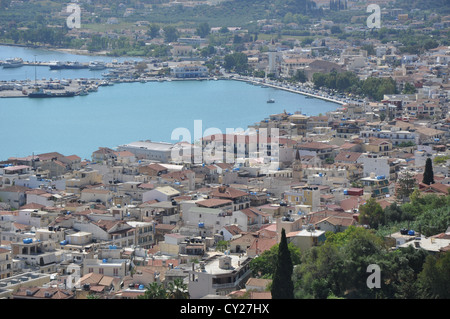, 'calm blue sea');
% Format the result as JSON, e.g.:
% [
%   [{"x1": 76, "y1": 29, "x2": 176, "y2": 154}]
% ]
[{"x1": 0, "y1": 45, "x2": 339, "y2": 161}]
